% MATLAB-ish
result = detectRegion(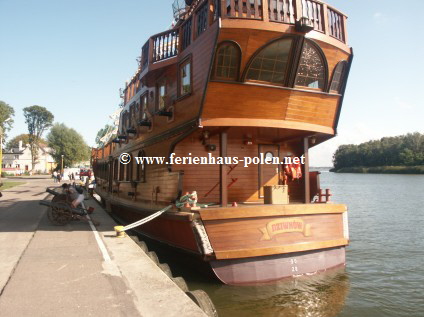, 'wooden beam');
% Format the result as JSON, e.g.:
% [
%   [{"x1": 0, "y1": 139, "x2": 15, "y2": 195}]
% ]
[
  {"x1": 303, "y1": 137, "x2": 310, "y2": 203},
  {"x1": 220, "y1": 131, "x2": 228, "y2": 207},
  {"x1": 199, "y1": 203, "x2": 347, "y2": 221},
  {"x1": 214, "y1": 238, "x2": 349, "y2": 259}
]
